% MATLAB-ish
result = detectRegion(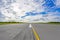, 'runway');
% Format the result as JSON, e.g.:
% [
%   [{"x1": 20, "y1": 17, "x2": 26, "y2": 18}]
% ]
[{"x1": 0, "y1": 24, "x2": 60, "y2": 40}]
